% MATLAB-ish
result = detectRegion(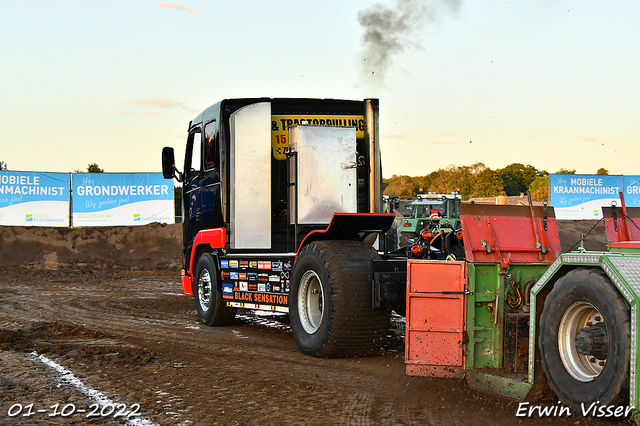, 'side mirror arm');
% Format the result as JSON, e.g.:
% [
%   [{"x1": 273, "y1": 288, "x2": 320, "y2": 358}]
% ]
[{"x1": 174, "y1": 168, "x2": 184, "y2": 183}]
